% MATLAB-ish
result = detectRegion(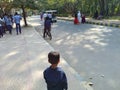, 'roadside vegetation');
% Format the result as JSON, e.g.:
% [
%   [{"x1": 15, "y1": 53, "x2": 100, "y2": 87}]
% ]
[{"x1": 0, "y1": 0, "x2": 120, "y2": 26}]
